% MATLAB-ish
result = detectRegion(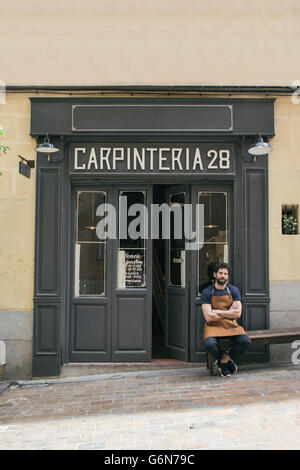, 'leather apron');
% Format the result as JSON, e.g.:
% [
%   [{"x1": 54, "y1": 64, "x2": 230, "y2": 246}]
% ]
[{"x1": 203, "y1": 286, "x2": 246, "y2": 340}]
